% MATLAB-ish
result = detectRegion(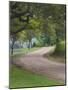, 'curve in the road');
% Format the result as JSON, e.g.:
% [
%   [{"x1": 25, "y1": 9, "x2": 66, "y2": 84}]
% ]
[{"x1": 13, "y1": 46, "x2": 65, "y2": 83}]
